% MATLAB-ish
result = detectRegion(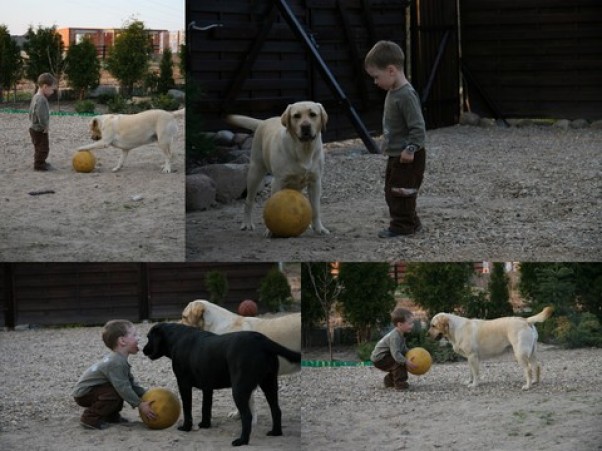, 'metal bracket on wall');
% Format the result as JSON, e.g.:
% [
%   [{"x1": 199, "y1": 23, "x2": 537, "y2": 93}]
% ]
[
  {"x1": 274, "y1": 0, "x2": 380, "y2": 154},
  {"x1": 187, "y1": 21, "x2": 223, "y2": 32}
]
